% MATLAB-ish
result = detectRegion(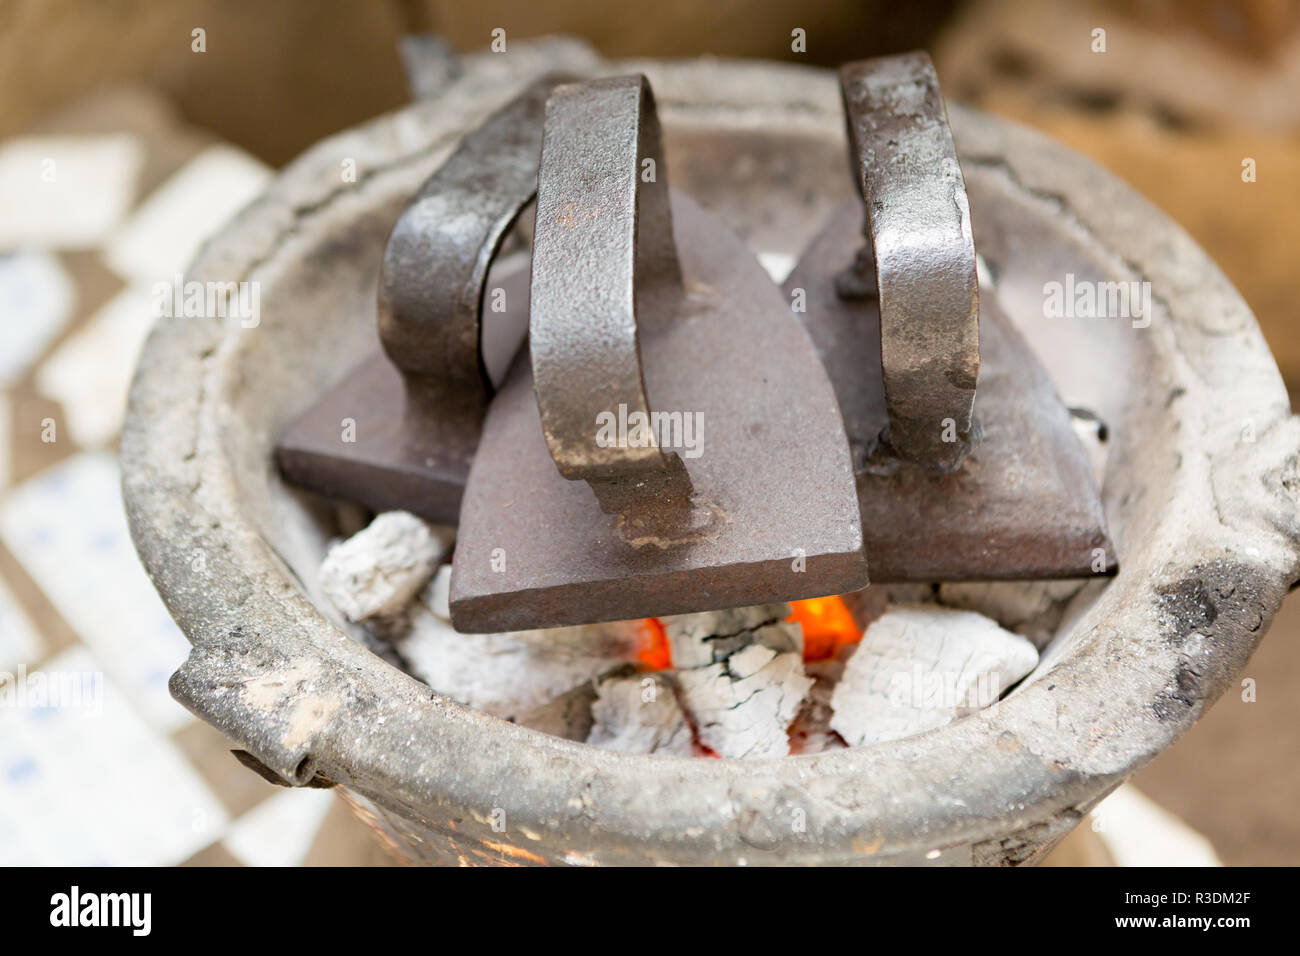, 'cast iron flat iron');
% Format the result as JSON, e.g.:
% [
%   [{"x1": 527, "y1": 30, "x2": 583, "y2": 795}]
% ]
[
  {"x1": 784, "y1": 53, "x2": 1114, "y2": 581},
  {"x1": 274, "y1": 54, "x2": 1113, "y2": 634},
  {"x1": 449, "y1": 75, "x2": 870, "y2": 631},
  {"x1": 275, "y1": 76, "x2": 568, "y2": 523}
]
